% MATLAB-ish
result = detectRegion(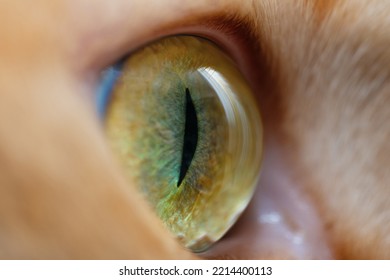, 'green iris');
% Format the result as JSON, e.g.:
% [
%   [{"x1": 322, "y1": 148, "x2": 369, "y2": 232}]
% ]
[{"x1": 103, "y1": 36, "x2": 263, "y2": 252}]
